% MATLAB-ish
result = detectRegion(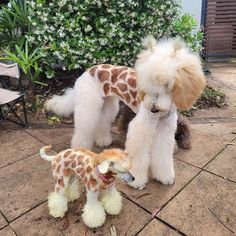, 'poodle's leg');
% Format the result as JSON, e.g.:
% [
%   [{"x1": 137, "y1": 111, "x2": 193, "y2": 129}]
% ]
[
  {"x1": 151, "y1": 109, "x2": 177, "y2": 185},
  {"x1": 71, "y1": 73, "x2": 104, "y2": 149},
  {"x1": 48, "y1": 176, "x2": 70, "y2": 218},
  {"x1": 125, "y1": 104, "x2": 155, "y2": 190},
  {"x1": 65, "y1": 175, "x2": 80, "y2": 202},
  {"x1": 95, "y1": 97, "x2": 119, "y2": 147},
  {"x1": 102, "y1": 185, "x2": 122, "y2": 215},
  {"x1": 82, "y1": 191, "x2": 106, "y2": 228}
]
